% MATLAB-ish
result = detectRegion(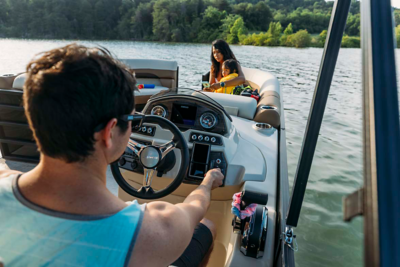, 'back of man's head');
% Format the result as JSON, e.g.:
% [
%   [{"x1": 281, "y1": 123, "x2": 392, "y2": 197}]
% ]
[{"x1": 24, "y1": 44, "x2": 135, "y2": 163}]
